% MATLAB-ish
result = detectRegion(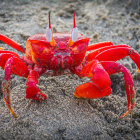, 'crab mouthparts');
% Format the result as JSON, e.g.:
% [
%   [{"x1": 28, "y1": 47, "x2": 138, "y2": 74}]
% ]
[{"x1": 50, "y1": 52, "x2": 73, "y2": 70}]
